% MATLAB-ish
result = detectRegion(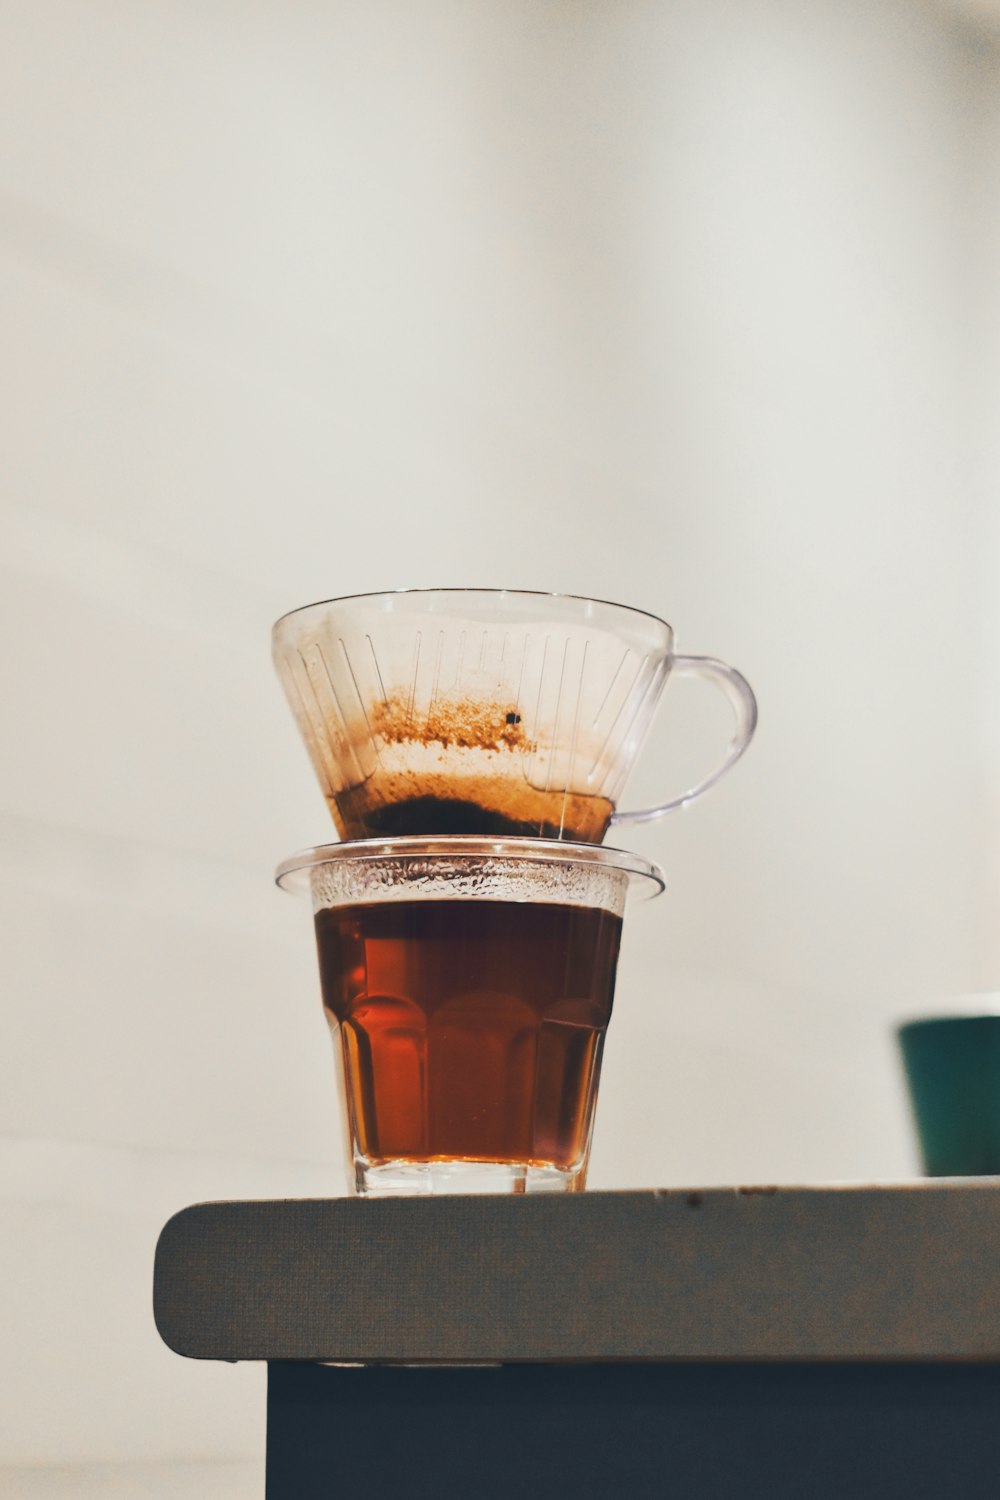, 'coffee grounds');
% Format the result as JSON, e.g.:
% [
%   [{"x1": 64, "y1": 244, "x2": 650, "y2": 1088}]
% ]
[
  {"x1": 370, "y1": 693, "x2": 528, "y2": 752},
  {"x1": 359, "y1": 796, "x2": 573, "y2": 839}
]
